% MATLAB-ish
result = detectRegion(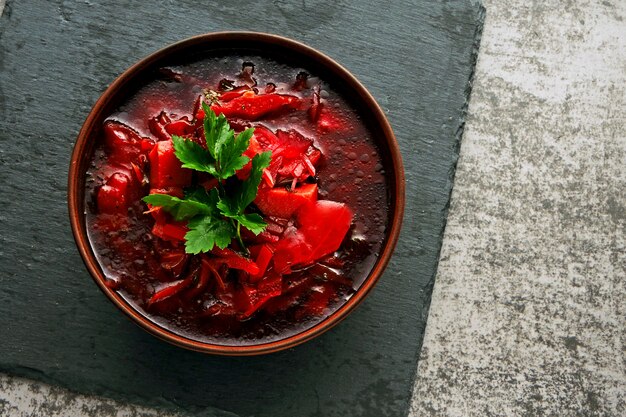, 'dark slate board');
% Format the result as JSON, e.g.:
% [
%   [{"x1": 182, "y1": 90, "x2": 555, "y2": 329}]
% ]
[{"x1": 0, "y1": 1, "x2": 483, "y2": 416}]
